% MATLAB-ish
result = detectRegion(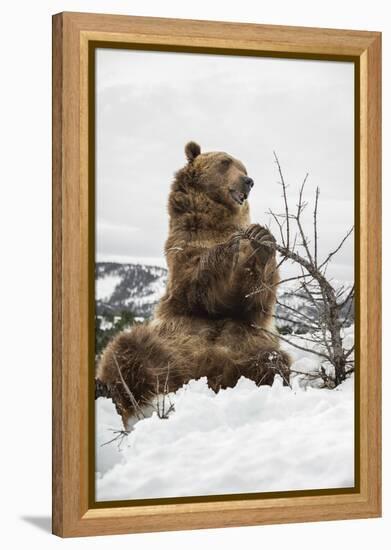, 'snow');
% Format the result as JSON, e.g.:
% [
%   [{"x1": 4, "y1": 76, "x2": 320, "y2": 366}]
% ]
[
  {"x1": 97, "y1": 315, "x2": 114, "y2": 330},
  {"x1": 96, "y1": 274, "x2": 122, "y2": 301},
  {"x1": 95, "y1": 328, "x2": 355, "y2": 501}
]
